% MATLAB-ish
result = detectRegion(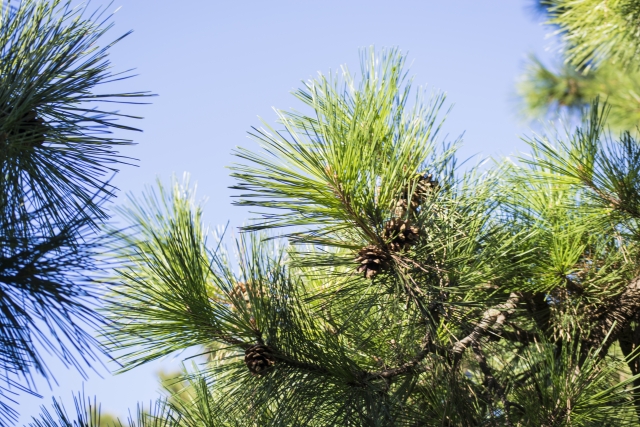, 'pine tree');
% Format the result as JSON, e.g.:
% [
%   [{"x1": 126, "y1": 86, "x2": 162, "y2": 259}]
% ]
[
  {"x1": 27, "y1": 4, "x2": 640, "y2": 427},
  {"x1": 0, "y1": 0, "x2": 148, "y2": 423},
  {"x1": 29, "y1": 49, "x2": 640, "y2": 426}
]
